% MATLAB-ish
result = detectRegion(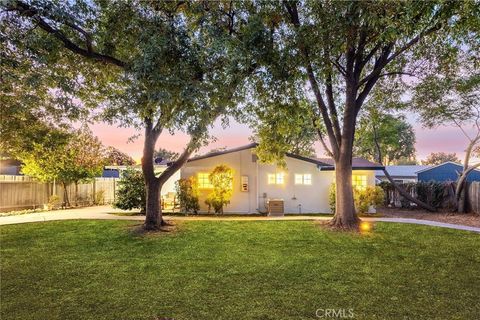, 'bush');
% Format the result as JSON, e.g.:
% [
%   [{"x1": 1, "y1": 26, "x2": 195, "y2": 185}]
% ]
[
  {"x1": 175, "y1": 177, "x2": 200, "y2": 214},
  {"x1": 113, "y1": 168, "x2": 146, "y2": 214},
  {"x1": 205, "y1": 165, "x2": 234, "y2": 214},
  {"x1": 329, "y1": 183, "x2": 384, "y2": 214},
  {"x1": 47, "y1": 195, "x2": 61, "y2": 210},
  {"x1": 93, "y1": 190, "x2": 105, "y2": 205}
]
